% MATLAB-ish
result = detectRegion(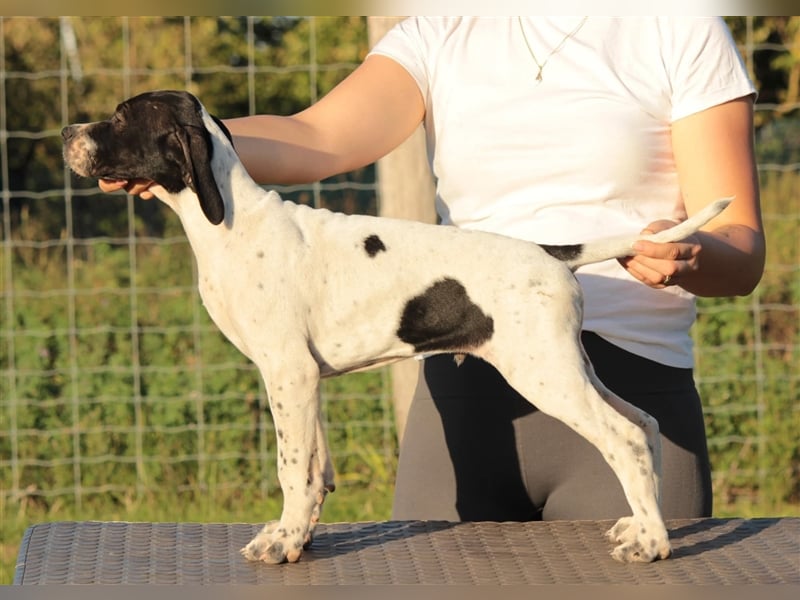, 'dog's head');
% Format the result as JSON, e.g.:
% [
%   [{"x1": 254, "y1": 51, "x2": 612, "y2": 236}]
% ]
[{"x1": 62, "y1": 90, "x2": 230, "y2": 225}]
